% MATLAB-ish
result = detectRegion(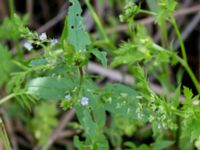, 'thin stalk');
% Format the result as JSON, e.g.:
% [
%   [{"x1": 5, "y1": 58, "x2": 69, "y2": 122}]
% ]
[
  {"x1": 153, "y1": 44, "x2": 200, "y2": 94},
  {"x1": 91, "y1": 40, "x2": 115, "y2": 50},
  {"x1": 12, "y1": 60, "x2": 29, "y2": 70},
  {"x1": 0, "y1": 118, "x2": 12, "y2": 150},
  {"x1": 171, "y1": 17, "x2": 188, "y2": 63},
  {"x1": 174, "y1": 52, "x2": 200, "y2": 93},
  {"x1": 84, "y1": 0, "x2": 108, "y2": 41},
  {"x1": 140, "y1": 9, "x2": 156, "y2": 16},
  {"x1": 8, "y1": 0, "x2": 15, "y2": 18},
  {"x1": 0, "y1": 94, "x2": 16, "y2": 105},
  {"x1": 160, "y1": 20, "x2": 168, "y2": 48},
  {"x1": 128, "y1": 20, "x2": 135, "y2": 42}
]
